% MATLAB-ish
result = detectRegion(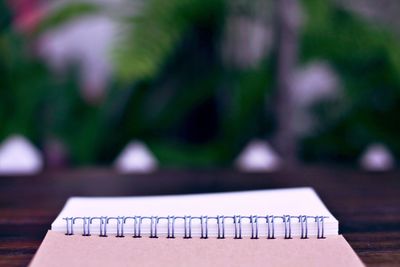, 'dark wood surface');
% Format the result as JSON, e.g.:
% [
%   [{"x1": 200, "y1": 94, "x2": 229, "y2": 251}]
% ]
[{"x1": 0, "y1": 167, "x2": 399, "y2": 266}]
